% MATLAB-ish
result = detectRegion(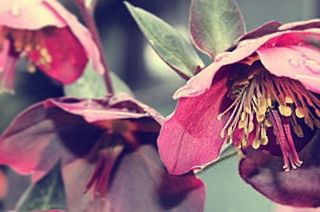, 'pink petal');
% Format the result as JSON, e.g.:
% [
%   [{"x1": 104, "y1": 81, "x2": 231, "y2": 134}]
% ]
[
  {"x1": 158, "y1": 74, "x2": 229, "y2": 175},
  {"x1": 0, "y1": 0, "x2": 66, "y2": 30},
  {"x1": 174, "y1": 30, "x2": 314, "y2": 99},
  {"x1": 275, "y1": 204, "x2": 320, "y2": 212},
  {"x1": 44, "y1": 0, "x2": 104, "y2": 74},
  {"x1": 45, "y1": 95, "x2": 164, "y2": 124},
  {"x1": 0, "y1": 41, "x2": 17, "y2": 93},
  {"x1": 0, "y1": 102, "x2": 100, "y2": 178},
  {"x1": 28, "y1": 28, "x2": 88, "y2": 84},
  {"x1": 257, "y1": 32, "x2": 320, "y2": 93},
  {"x1": 0, "y1": 40, "x2": 9, "y2": 71}
]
